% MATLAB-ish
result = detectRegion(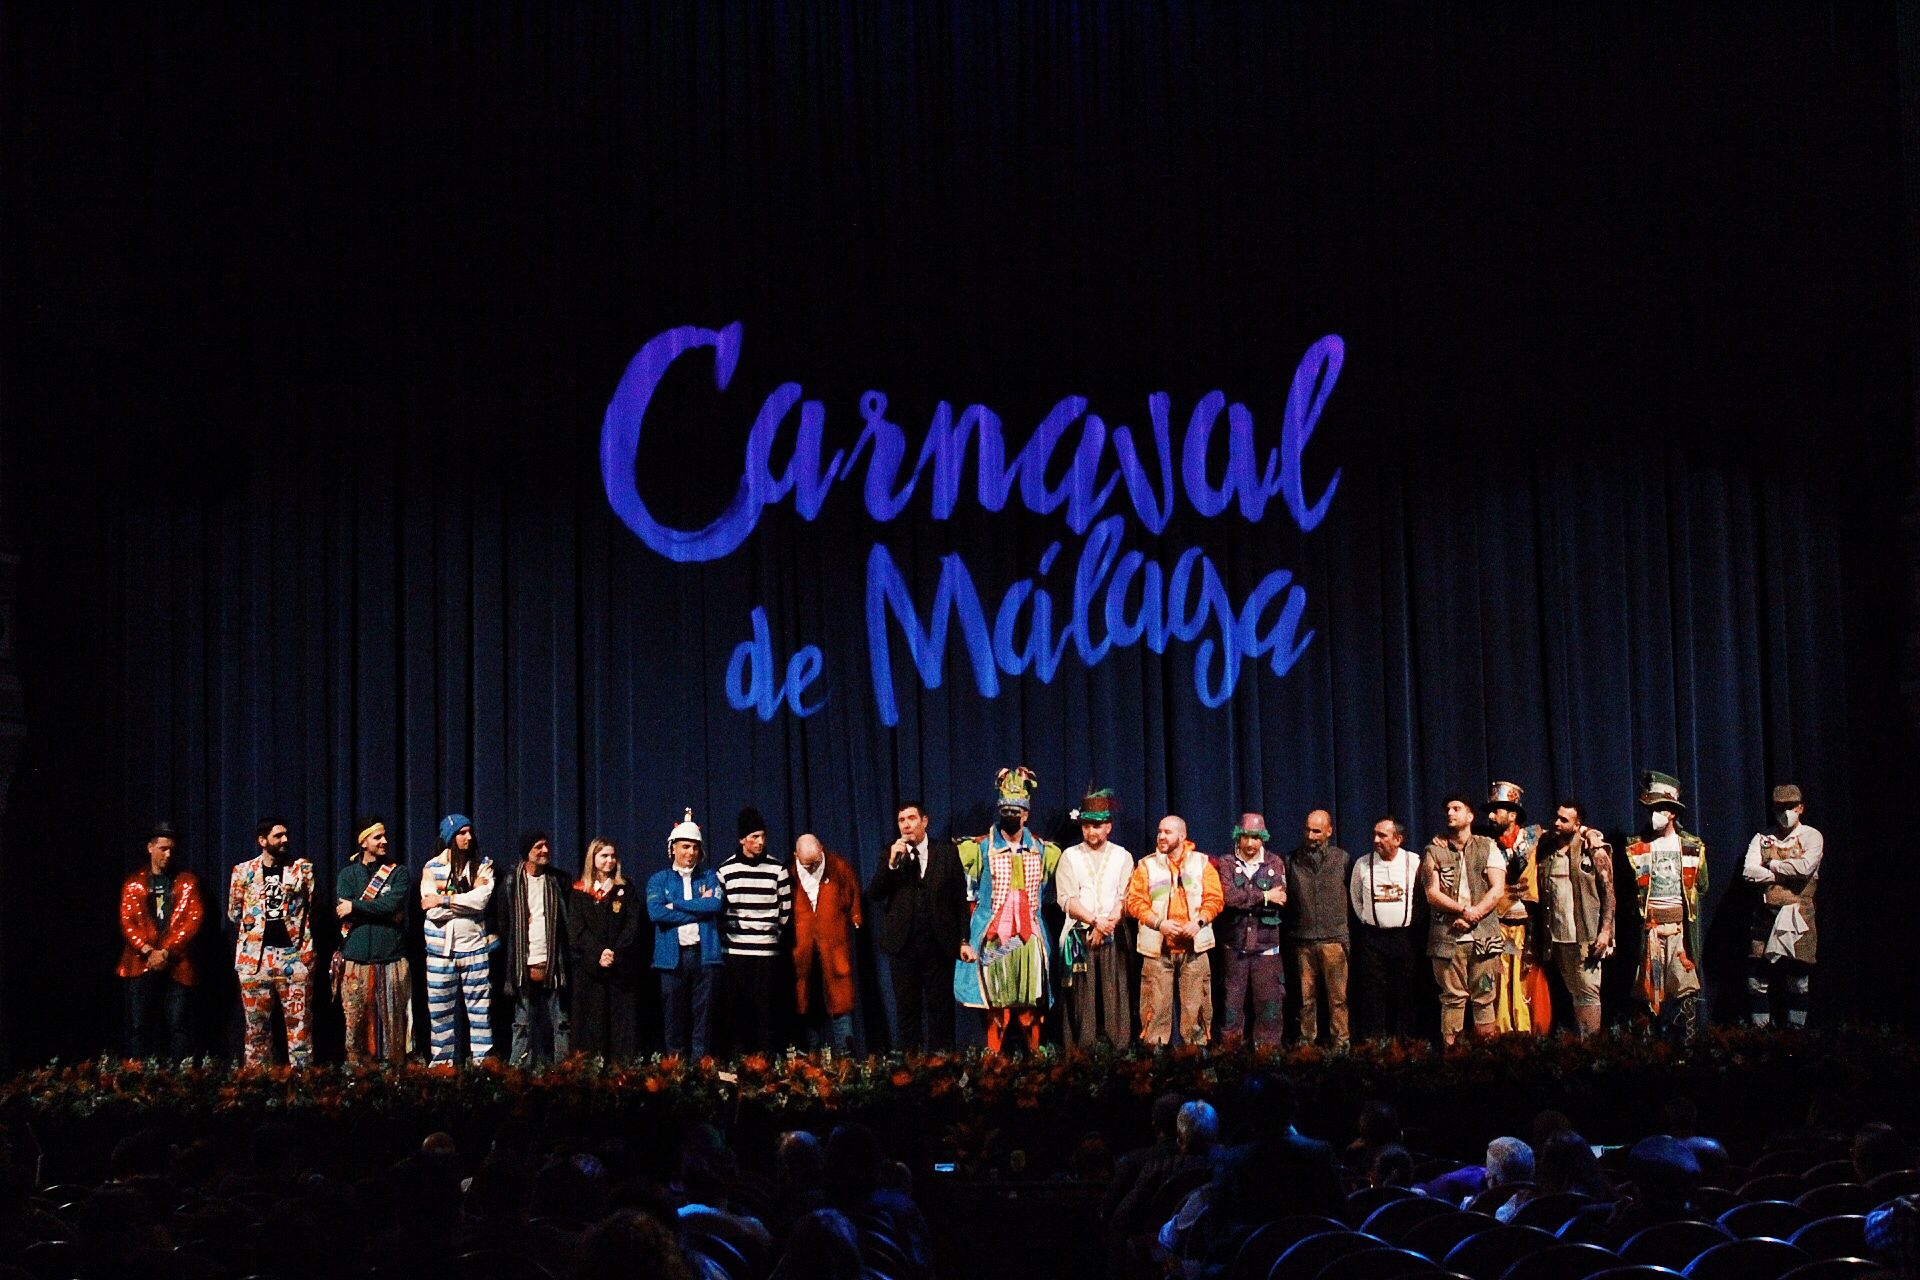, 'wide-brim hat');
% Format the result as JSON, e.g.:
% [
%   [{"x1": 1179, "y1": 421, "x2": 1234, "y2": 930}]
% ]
[
  {"x1": 668, "y1": 807, "x2": 704, "y2": 848},
  {"x1": 1070, "y1": 788, "x2": 1117, "y2": 823},
  {"x1": 1771, "y1": 784, "x2": 1803, "y2": 807},
  {"x1": 1486, "y1": 781, "x2": 1525, "y2": 813},
  {"x1": 1639, "y1": 771, "x2": 1685, "y2": 809}
]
